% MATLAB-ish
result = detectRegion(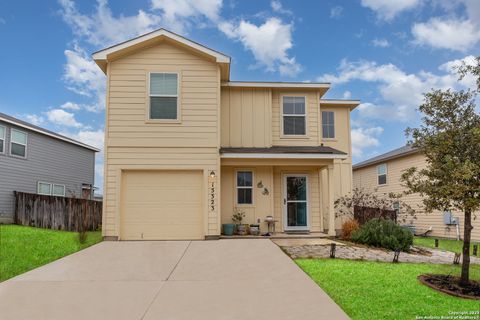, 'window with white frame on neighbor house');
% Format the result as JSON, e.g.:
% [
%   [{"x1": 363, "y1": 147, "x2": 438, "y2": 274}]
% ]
[
  {"x1": 377, "y1": 163, "x2": 387, "y2": 185},
  {"x1": 149, "y1": 73, "x2": 178, "y2": 120},
  {"x1": 37, "y1": 182, "x2": 66, "y2": 197},
  {"x1": 10, "y1": 129, "x2": 27, "y2": 158},
  {"x1": 283, "y1": 96, "x2": 306, "y2": 135},
  {"x1": 236, "y1": 171, "x2": 253, "y2": 204},
  {"x1": 0, "y1": 125, "x2": 5, "y2": 153},
  {"x1": 322, "y1": 111, "x2": 335, "y2": 139}
]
